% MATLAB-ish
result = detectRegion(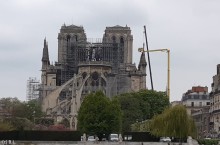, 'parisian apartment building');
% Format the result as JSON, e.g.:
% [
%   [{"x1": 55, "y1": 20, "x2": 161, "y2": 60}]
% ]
[
  {"x1": 181, "y1": 86, "x2": 210, "y2": 115},
  {"x1": 180, "y1": 86, "x2": 210, "y2": 138},
  {"x1": 209, "y1": 64, "x2": 220, "y2": 136}
]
